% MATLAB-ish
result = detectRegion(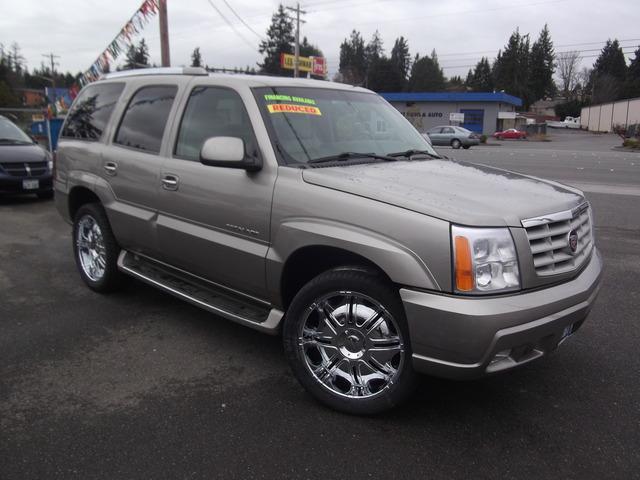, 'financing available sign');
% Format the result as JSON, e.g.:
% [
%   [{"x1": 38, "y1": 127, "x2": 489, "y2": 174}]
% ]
[{"x1": 280, "y1": 53, "x2": 326, "y2": 76}]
